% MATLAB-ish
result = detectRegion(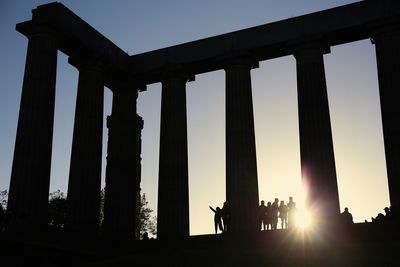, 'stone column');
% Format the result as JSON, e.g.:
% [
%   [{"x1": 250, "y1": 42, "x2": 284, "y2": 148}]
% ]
[
  {"x1": 66, "y1": 57, "x2": 104, "y2": 234},
  {"x1": 7, "y1": 27, "x2": 57, "y2": 227},
  {"x1": 225, "y1": 58, "x2": 259, "y2": 233},
  {"x1": 373, "y1": 26, "x2": 400, "y2": 209},
  {"x1": 294, "y1": 44, "x2": 340, "y2": 220},
  {"x1": 157, "y1": 73, "x2": 190, "y2": 239},
  {"x1": 103, "y1": 84, "x2": 138, "y2": 240}
]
